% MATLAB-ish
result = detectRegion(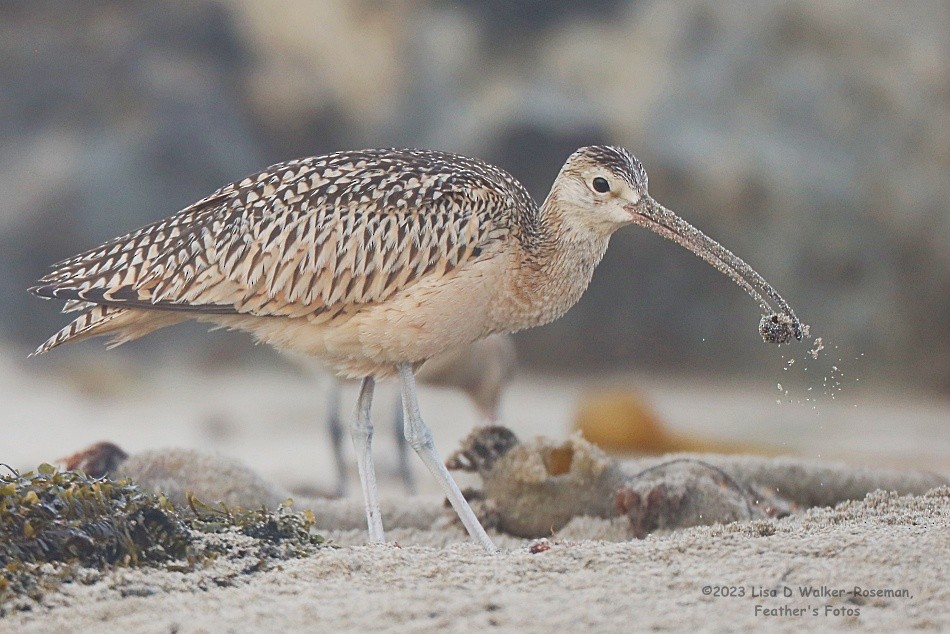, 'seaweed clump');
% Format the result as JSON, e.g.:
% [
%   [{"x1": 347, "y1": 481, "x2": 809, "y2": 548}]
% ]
[
  {"x1": 0, "y1": 463, "x2": 190, "y2": 566},
  {"x1": 185, "y1": 494, "x2": 322, "y2": 561},
  {"x1": 0, "y1": 464, "x2": 323, "y2": 614}
]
